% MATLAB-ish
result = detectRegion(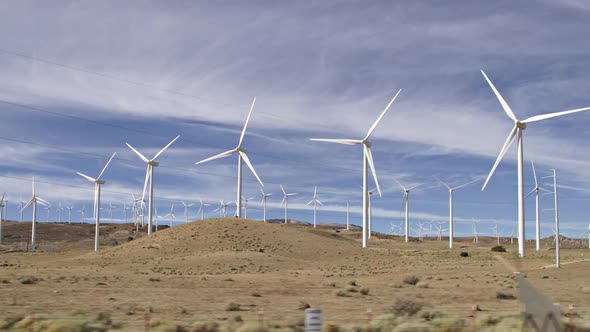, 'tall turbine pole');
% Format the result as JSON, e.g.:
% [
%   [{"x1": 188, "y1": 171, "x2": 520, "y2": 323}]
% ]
[
  {"x1": 404, "y1": 193, "x2": 409, "y2": 243},
  {"x1": 95, "y1": 182, "x2": 102, "y2": 251},
  {"x1": 449, "y1": 190, "x2": 454, "y2": 249},
  {"x1": 31, "y1": 200, "x2": 37, "y2": 250},
  {"x1": 346, "y1": 202, "x2": 350, "y2": 231},
  {"x1": 553, "y1": 169, "x2": 560, "y2": 268},
  {"x1": 368, "y1": 191, "x2": 372, "y2": 239},
  {"x1": 517, "y1": 129, "x2": 525, "y2": 257},
  {"x1": 148, "y1": 165, "x2": 155, "y2": 234},
  {"x1": 535, "y1": 186, "x2": 541, "y2": 251},
  {"x1": 237, "y1": 155, "x2": 243, "y2": 218},
  {"x1": 362, "y1": 146, "x2": 368, "y2": 248}
]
